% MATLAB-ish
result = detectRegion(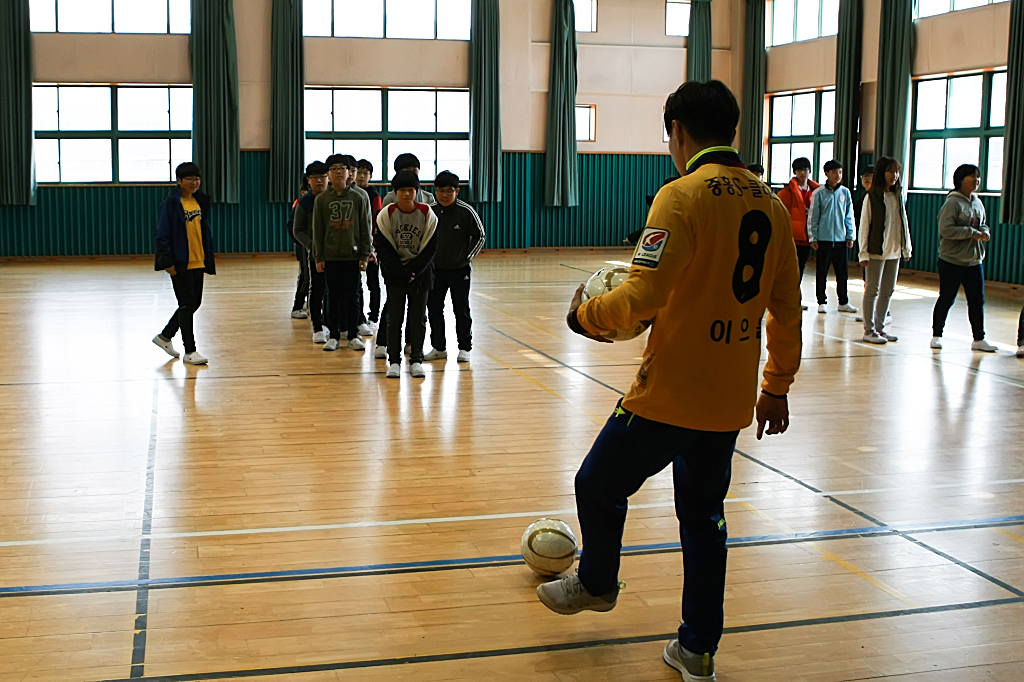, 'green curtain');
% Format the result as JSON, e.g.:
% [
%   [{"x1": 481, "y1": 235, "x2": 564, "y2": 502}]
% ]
[
  {"x1": 190, "y1": 0, "x2": 240, "y2": 204},
  {"x1": 545, "y1": 0, "x2": 578, "y2": 207},
  {"x1": 687, "y1": 0, "x2": 713, "y2": 83},
  {"x1": 1001, "y1": 0, "x2": 1024, "y2": 223},
  {"x1": 269, "y1": 0, "x2": 304, "y2": 203},
  {"x1": 834, "y1": 0, "x2": 862, "y2": 190},
  {"x1": 469, "y1": 0, "x2": 502, "y2": 202},
  {"x1": 0, "y1": 0, "x2": 34, "y2": 206},
  {"x1": 739, "y1": 0, "x2": 766, "y2": 165},
  {"x1": 873, "y1": 0, "x2": 914, "y2": 165}
]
